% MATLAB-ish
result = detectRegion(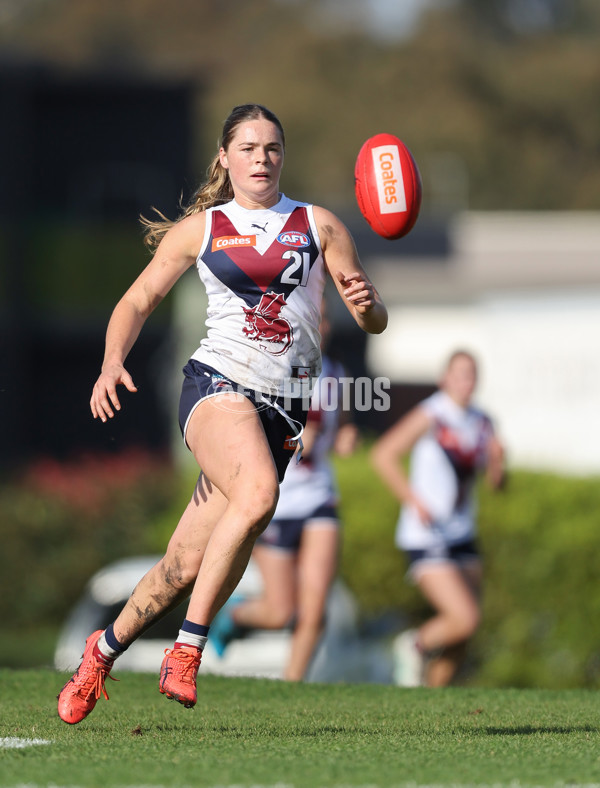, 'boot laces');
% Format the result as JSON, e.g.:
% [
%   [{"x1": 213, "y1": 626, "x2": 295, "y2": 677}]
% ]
[
  {"x1": 164, "y1": 649, "x2": 201, "y2": 685},
  {"x1": 77, "y1": 658, "x2": 118, "y2": 702}
]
